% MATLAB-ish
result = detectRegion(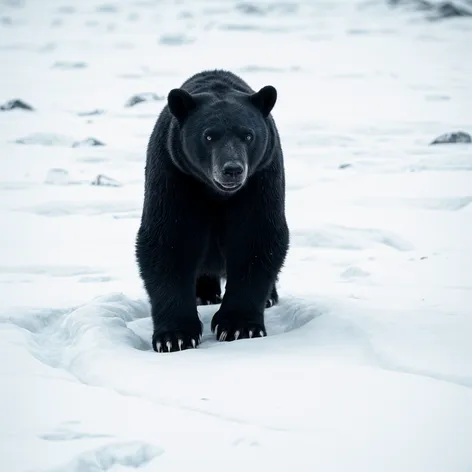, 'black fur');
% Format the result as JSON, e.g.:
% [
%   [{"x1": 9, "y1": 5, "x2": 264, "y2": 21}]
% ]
[
  {"x1": 196, "y1": 274, "x2": 222, "y2": 306},
  {"x1": 135, "y1": 69, "x2": 289, "y2": 352}
]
